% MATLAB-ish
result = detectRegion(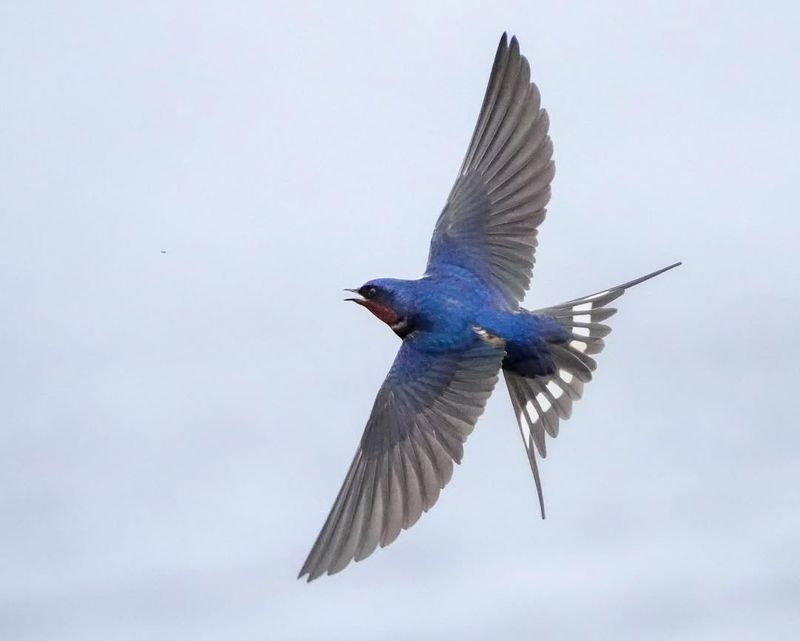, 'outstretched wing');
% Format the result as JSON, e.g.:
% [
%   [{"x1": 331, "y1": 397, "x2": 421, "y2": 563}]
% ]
[
  {"x1": 427, "y1": 33, "x2": 554, "y2": 310},
  {"x1": 299, "y1": 336, "x2": 504, "y2": 581},
  {"x1": 504, "y1": 263, "x2": 682, "y2": 518}
]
